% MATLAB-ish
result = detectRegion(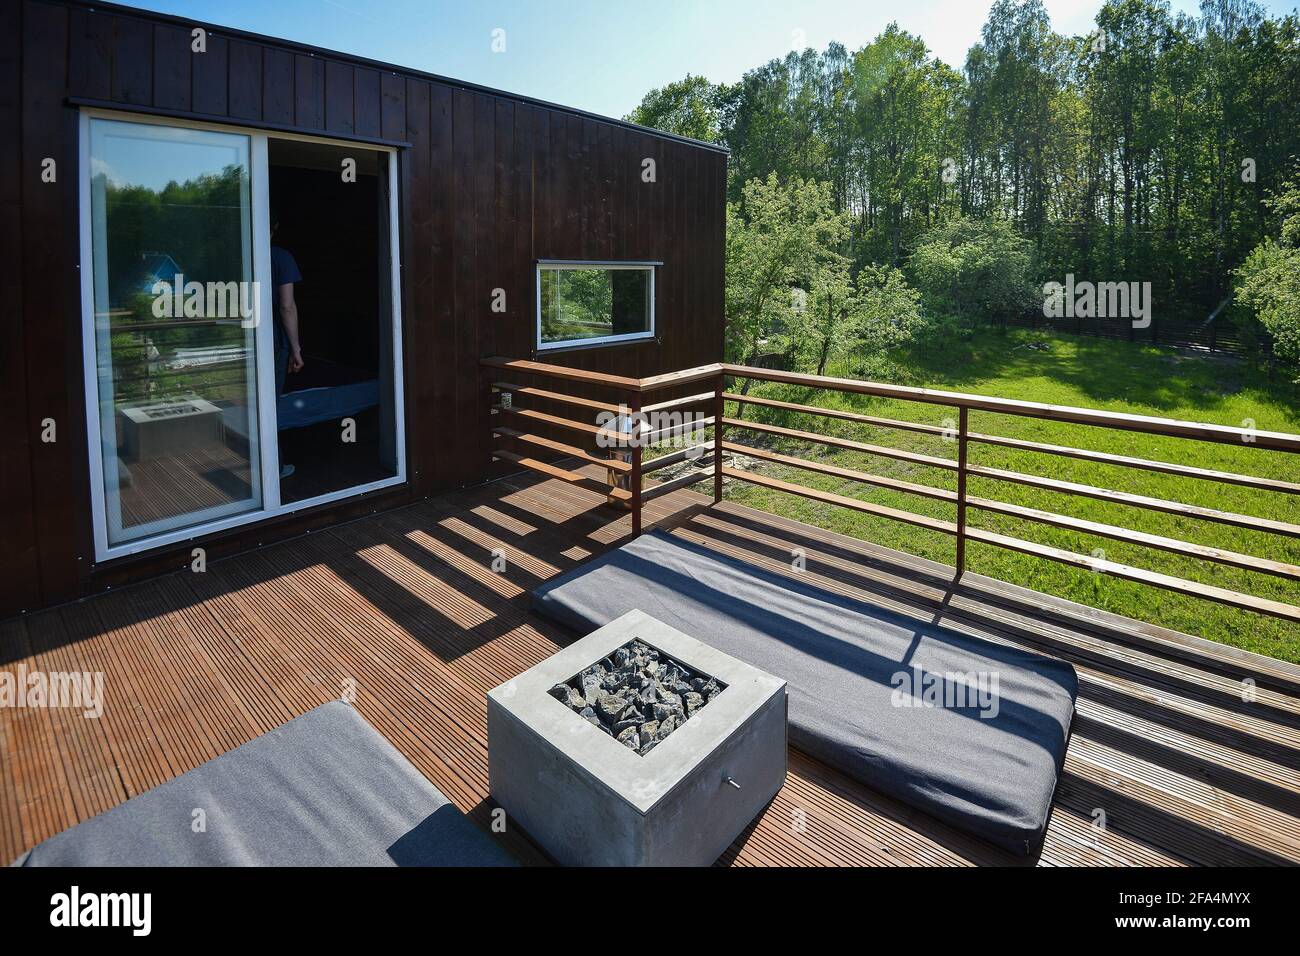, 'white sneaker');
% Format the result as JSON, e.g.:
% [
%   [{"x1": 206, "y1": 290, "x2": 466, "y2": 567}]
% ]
[{"x1": 280, "y1": 464, "x2": 295, "y2": 479}]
